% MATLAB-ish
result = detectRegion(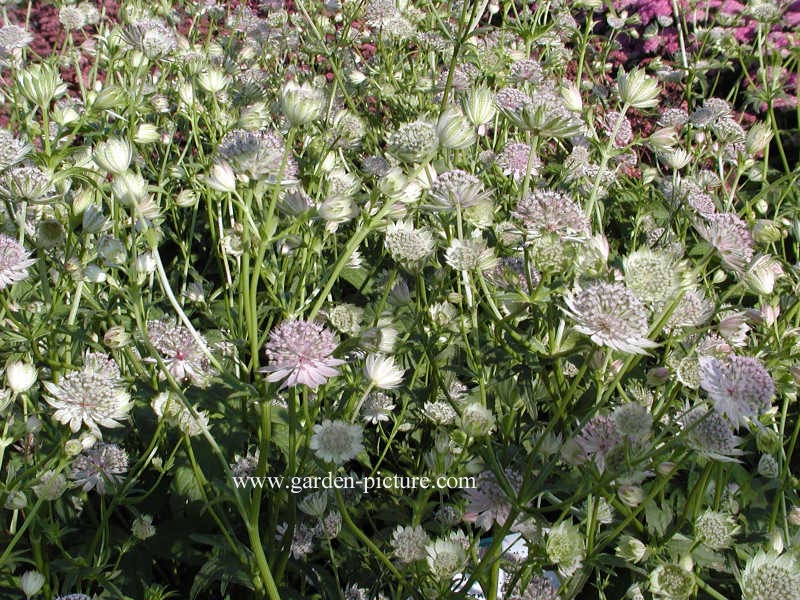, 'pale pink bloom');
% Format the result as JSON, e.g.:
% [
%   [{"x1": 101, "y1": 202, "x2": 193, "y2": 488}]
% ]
[{"x1": 260, "y1": 319, "x2": 345, "y2": 388}]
